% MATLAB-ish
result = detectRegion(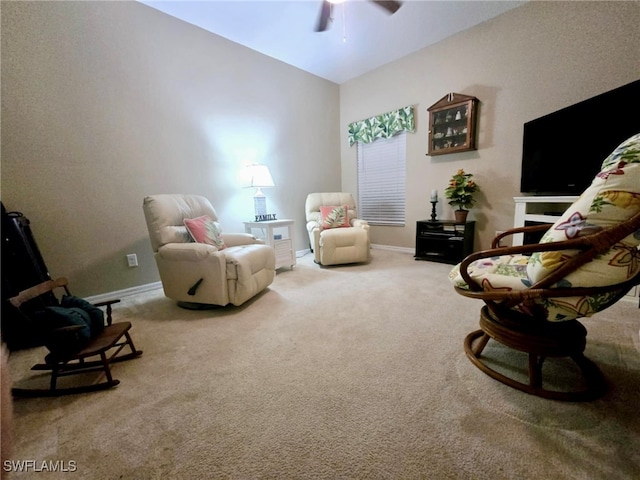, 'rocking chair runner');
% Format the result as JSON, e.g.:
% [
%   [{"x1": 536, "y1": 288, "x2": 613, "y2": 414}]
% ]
[
  {"x1": 8, "y1": 277, "x2": 142, "y2": 397},
  {"x1": 450, "y1": 133, "x2": 640, "y2": 401}
]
